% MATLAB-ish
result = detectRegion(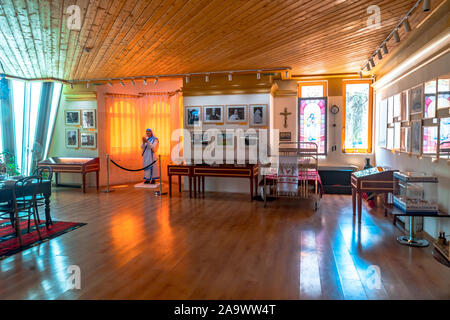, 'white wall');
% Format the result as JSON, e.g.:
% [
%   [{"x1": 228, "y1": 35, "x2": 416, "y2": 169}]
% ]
[
  {"x1": 183, "y1": 93, "x2": 271, "y2": 194},
  {"x1": 47, "y1": 96, "x2": 98, "y2": 186},
  {"x1": 374, "y1": 51, "x2": 450, "y2": 239}
]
